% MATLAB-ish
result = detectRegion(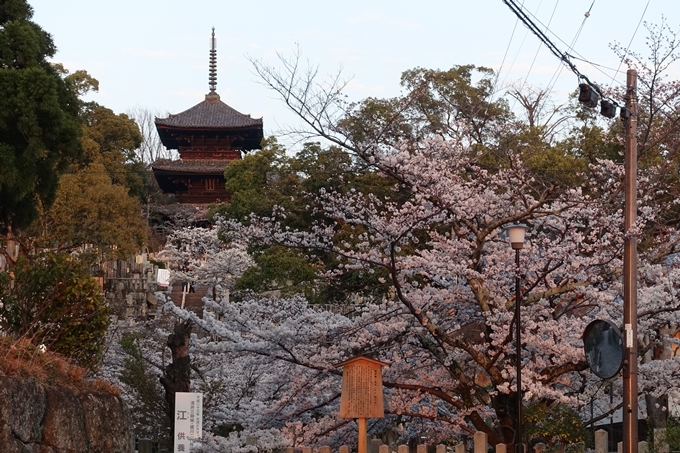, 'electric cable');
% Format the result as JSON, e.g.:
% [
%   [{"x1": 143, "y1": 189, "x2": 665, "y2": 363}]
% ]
[
  {"x1": 498, "y1": 0, "x2": 532, "y2": 94},
  {"x1": 522, "y1": 0, "x2": 559, "y2": 89},
  {"x1": 607, "y1": 0, "x2": 651, "y2": 89},
  {"x1": 501, "y1": 0, "x2": 623, "y2": 109},
  {"x1": 545, "y1": 0, "x2": 596, "y2": 95}
]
